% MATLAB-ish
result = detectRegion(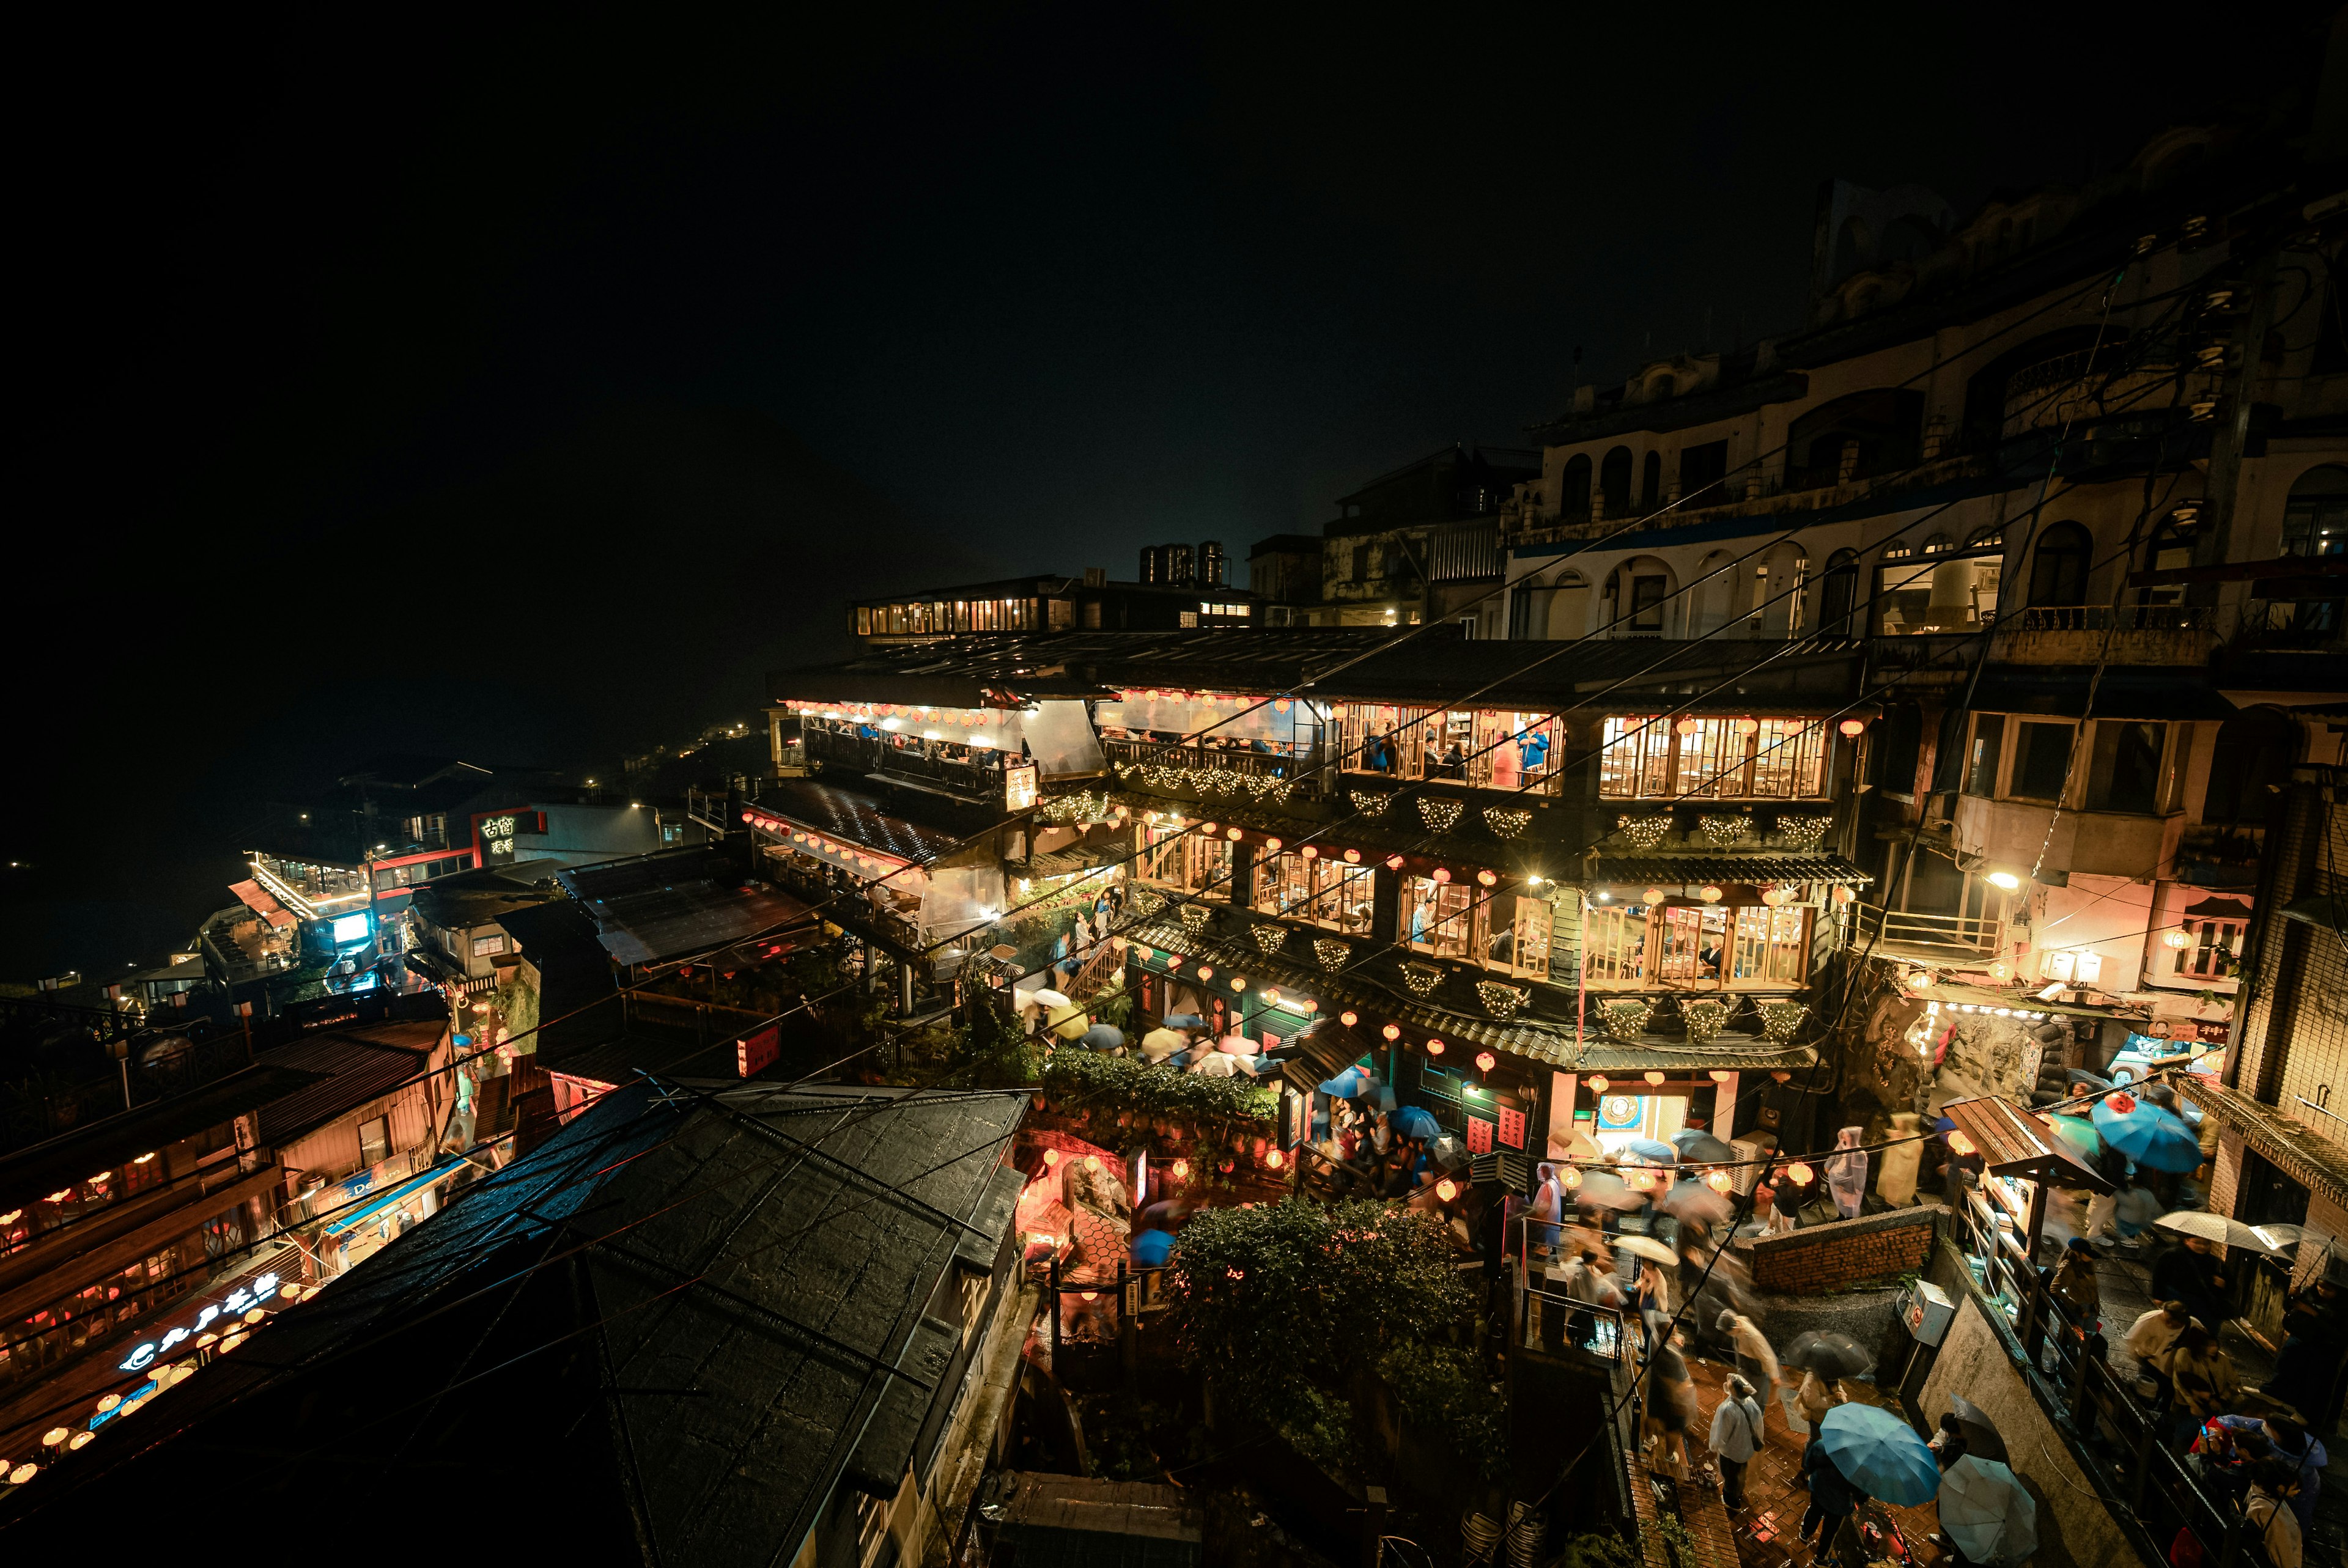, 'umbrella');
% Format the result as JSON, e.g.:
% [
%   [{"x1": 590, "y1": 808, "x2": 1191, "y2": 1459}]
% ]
[
  {"x1": 1672, "y1": 1130, "x2": 1737, "y2": 1162},
  {"x1": 1573, "y1": 1169, "x2": 1647, "y2": 1211},
  {"x1": 1079, "y1": 1025, "x2": 1125, "y2": 1052},
  {"x1": 2251, "y1": 1221, "x2": 2314, "y2": 1253},
  {"x1": 1391, "y1": 1106, "x2": 1444, "y2": 1142},
  {"x1": 1317, "y1": 1066, "x2": 1378, "y2": 1100},
  {"x1": 1615, "y1": 1234, "x2": 1680, "y2": 1265},
  {"x1": 1622, "y1": 1138, "x2": 1680, "y2": 1165},
  {"x1": 1161, "y1": 1013, "x2": 1206, "y2": 1030},
  {"x1": 1029, "y1": 988, "x2": 1072, "y2": 1009},
  {"x1": 1783, "y1": 1330, "x2": 1875, "y2": 1379},
  {"x1": 2154, "y1": 1211, "x2": 2284, "y2": 1254},
  {"x1": 1947, "y1": 1393, "x2": 2009, "y2": 1462},
  {"x1": 1938, "y1": 1455, "x2": 2037, "y2": 1564},
  {"x1": 2047, "y1": 1113, "x2": 2102, "y2": 1162},
  {"x1": 2066, "y1": 1069, "x2": 2116, "y2": 1094},
  {"x1": 1658, "y1": 1179, "x2": 1732, "y2": 1224},
  {"x1": 1131, "y1": 1229, "x2": 1176, "y2": 1268},
  {"x1": 1817, "y1": 1404, "x2": 1940, "y2": 1506},
  {"x1": 2091, "y1": 1093, "x2": 2202, "y2": 1172}
]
